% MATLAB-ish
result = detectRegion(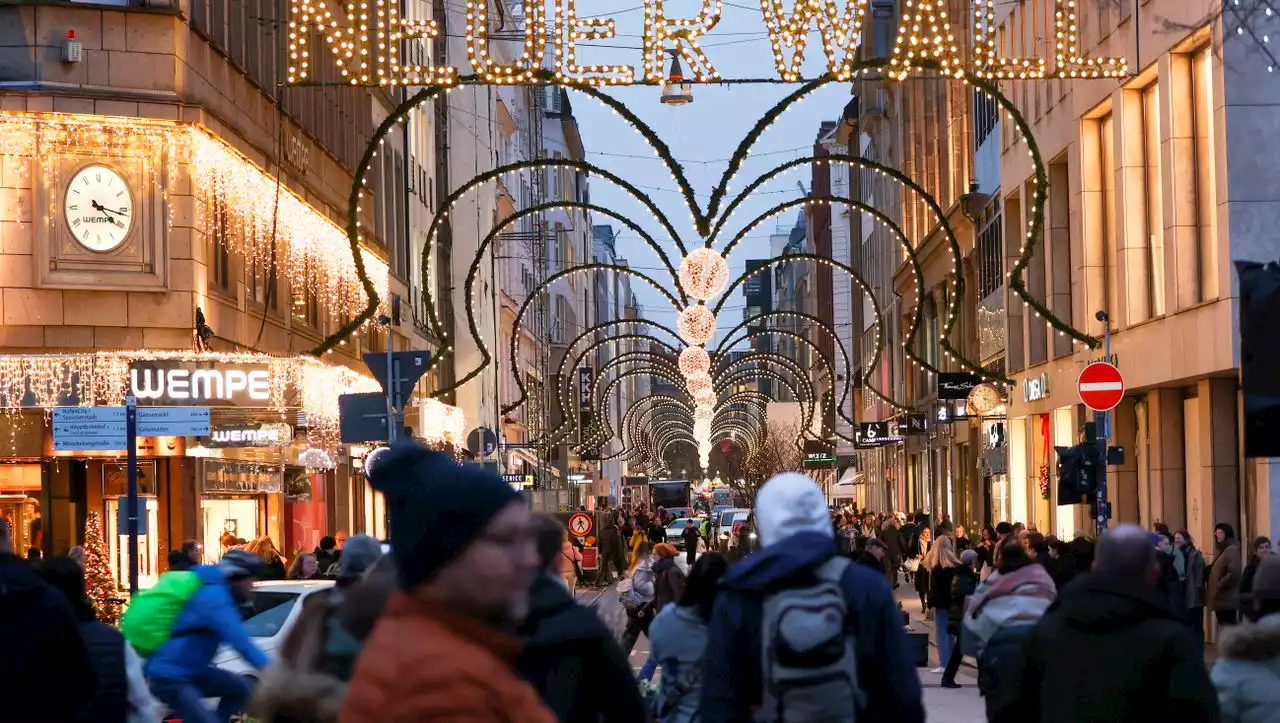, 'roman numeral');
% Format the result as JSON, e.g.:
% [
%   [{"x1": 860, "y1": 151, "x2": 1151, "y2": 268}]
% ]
[
  {"x1": 68, "y1": 205, "x2": 78, "y2": 211},
  {"x1": 95, "y1": 172, "x2": 101, "y2": 182},
  {"x1": 116, "y1": 191, "x2": 123, "y2": 197},
  {"x1": 72, "y1": 218, "x2": 81, "y2": 227}
]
